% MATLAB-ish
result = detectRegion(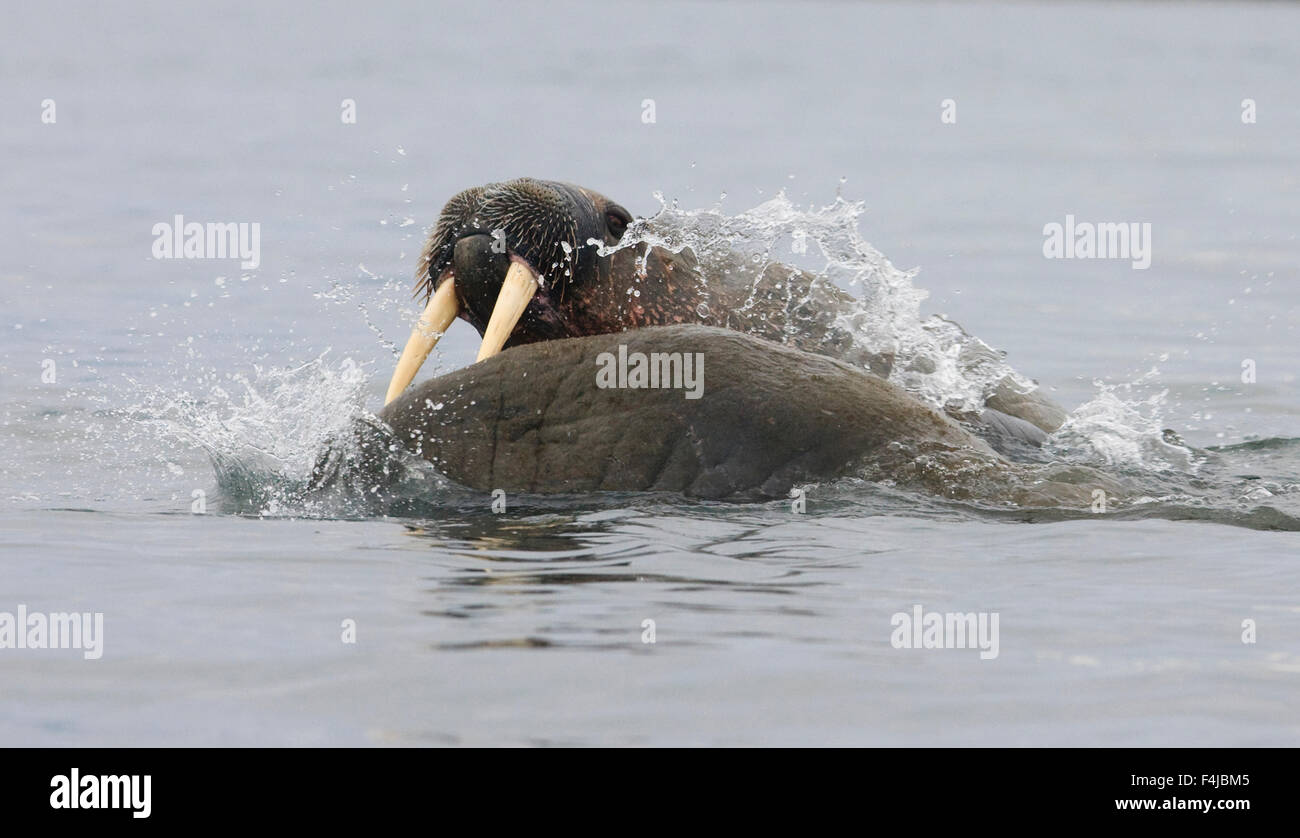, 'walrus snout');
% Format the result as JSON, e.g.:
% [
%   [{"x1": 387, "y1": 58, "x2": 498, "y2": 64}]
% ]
[{"x1": 449, "y1": 233, "x2": 511, "y2": 332}]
